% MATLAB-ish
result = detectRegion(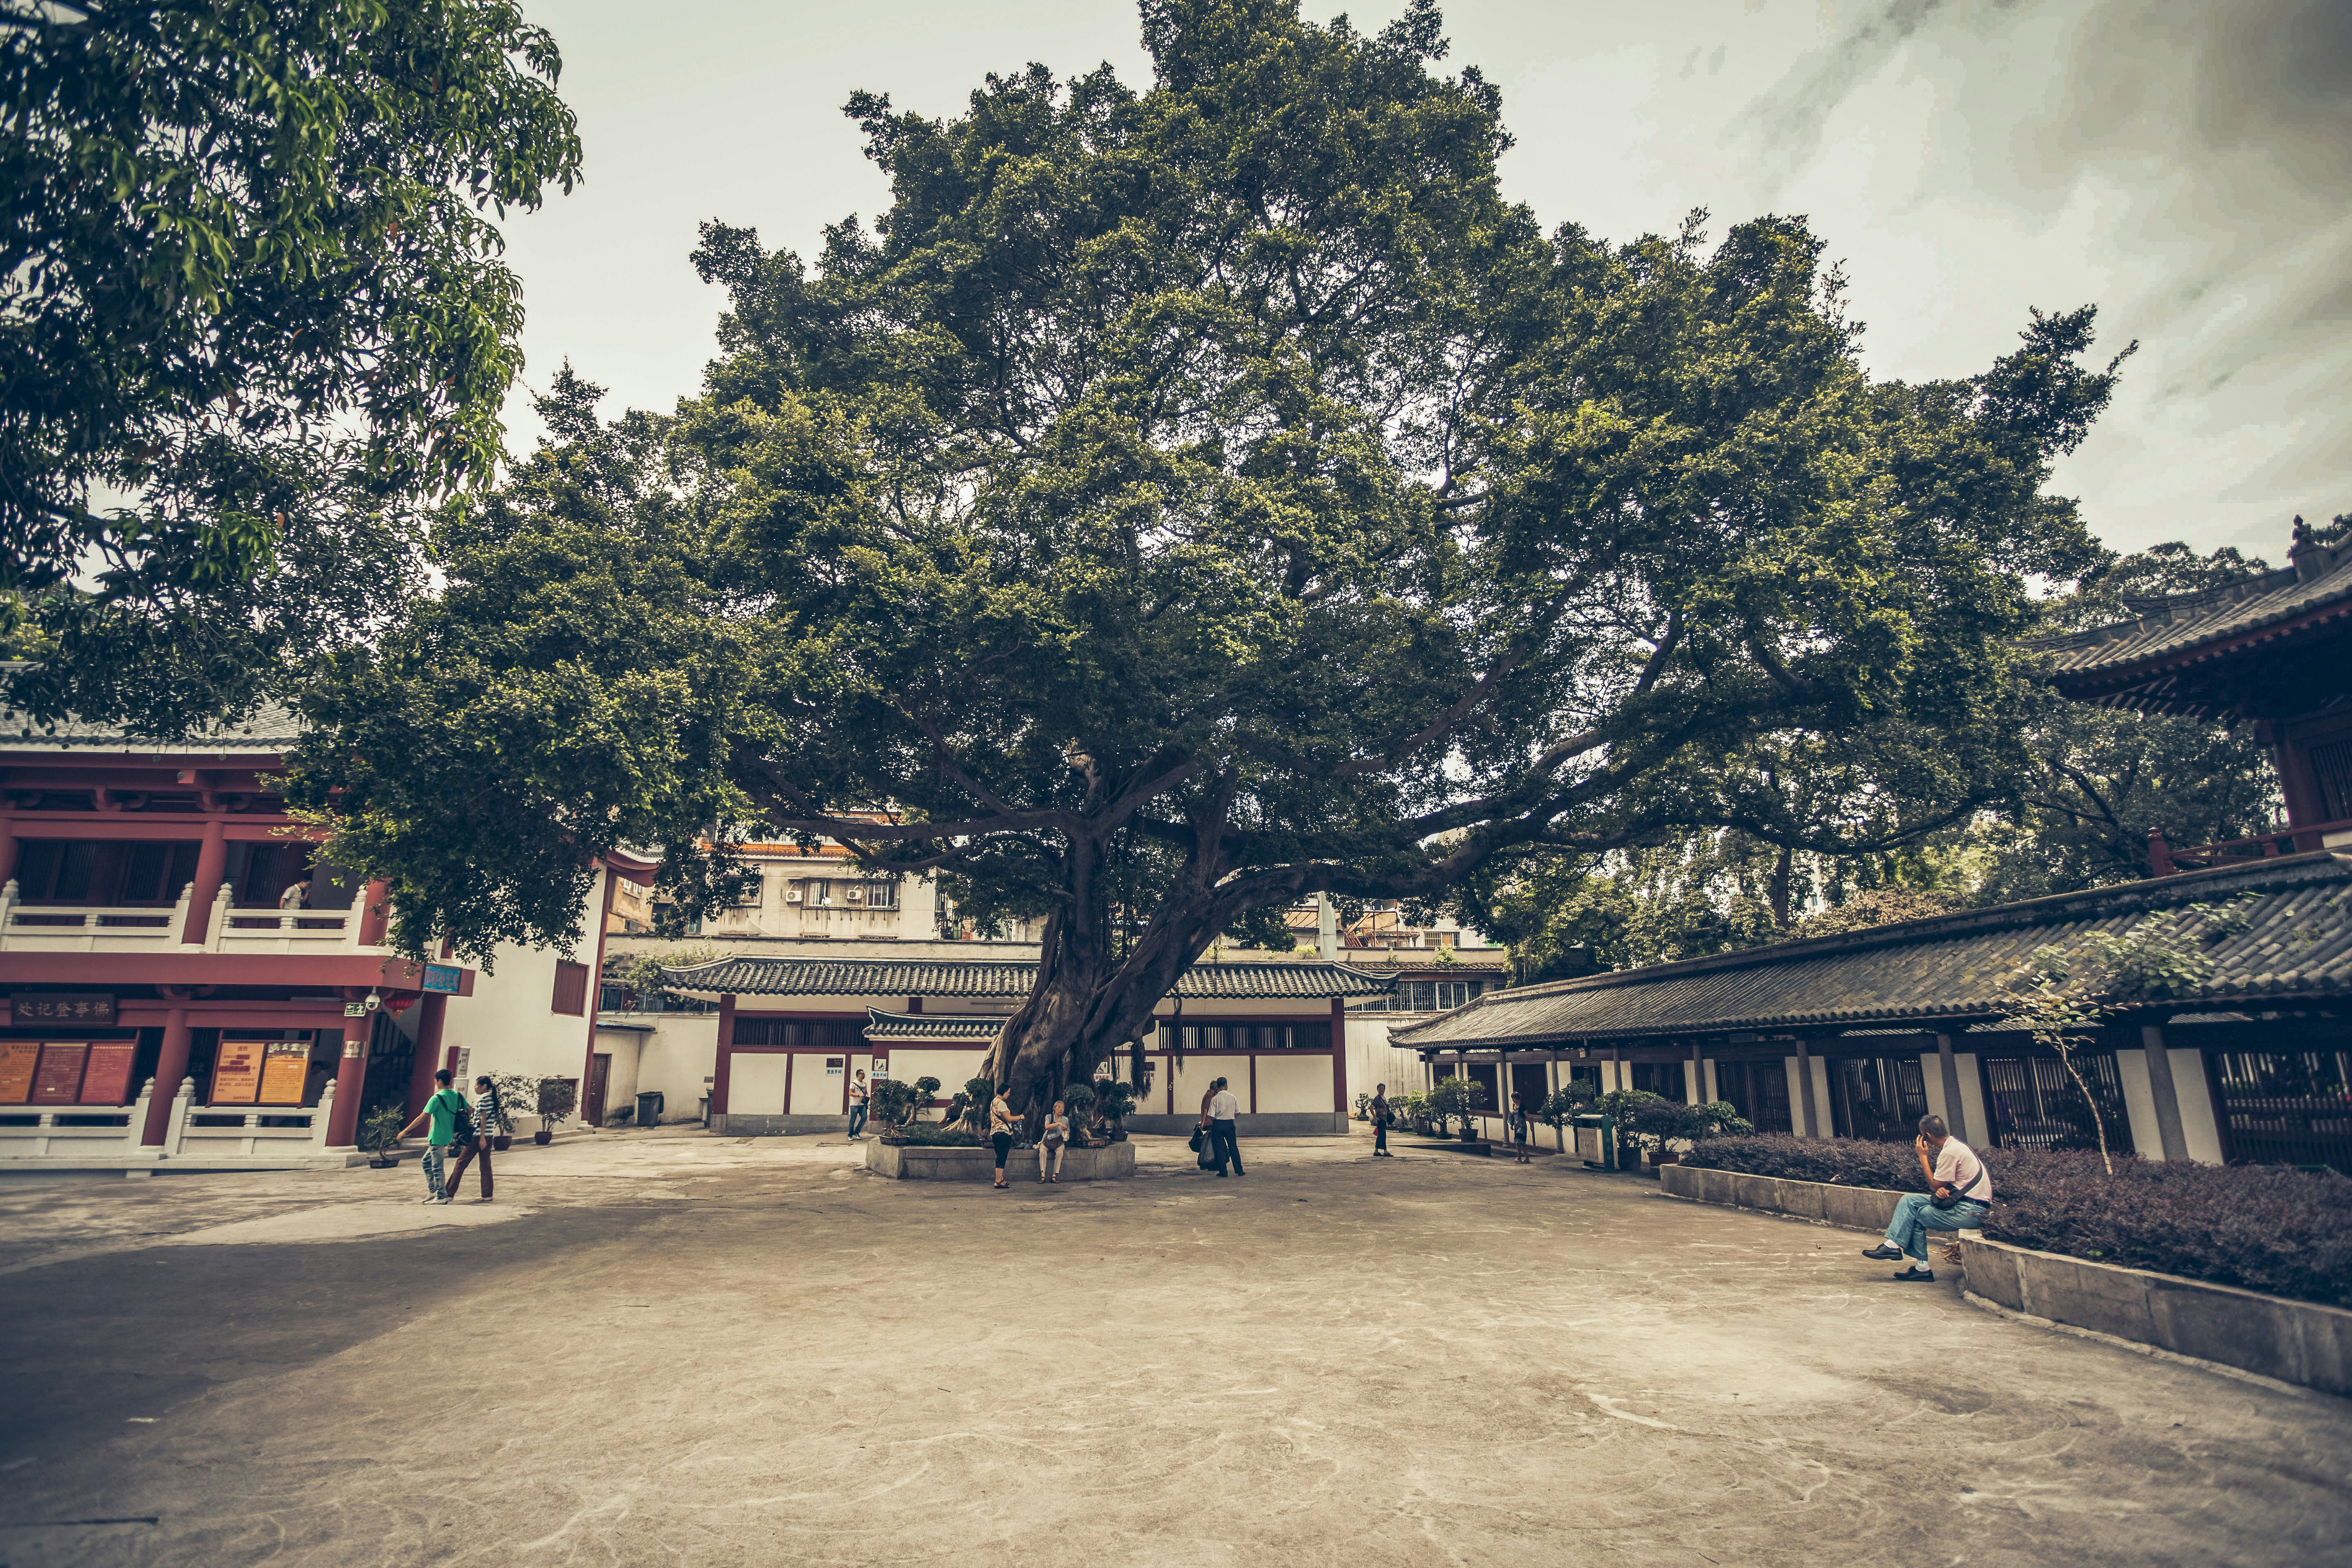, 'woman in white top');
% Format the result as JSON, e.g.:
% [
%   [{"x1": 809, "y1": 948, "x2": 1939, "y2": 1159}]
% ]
[
  {"x1": 989, "y1": 1090, "x2": 1016, "y2": 1189},
  {"x1": 1036, "y1": 1096, "x2": 1069, "y2": 1183}
]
